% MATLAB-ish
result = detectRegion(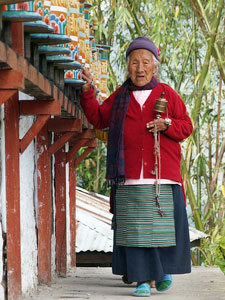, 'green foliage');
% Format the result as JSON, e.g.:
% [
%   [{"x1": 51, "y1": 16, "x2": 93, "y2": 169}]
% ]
[
  {"x1": 76, "y1": 140, "x2": 110, "y2": 196},
  {"x1": 197, "y1": 224, "x2": 225, "y2": 274}
]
